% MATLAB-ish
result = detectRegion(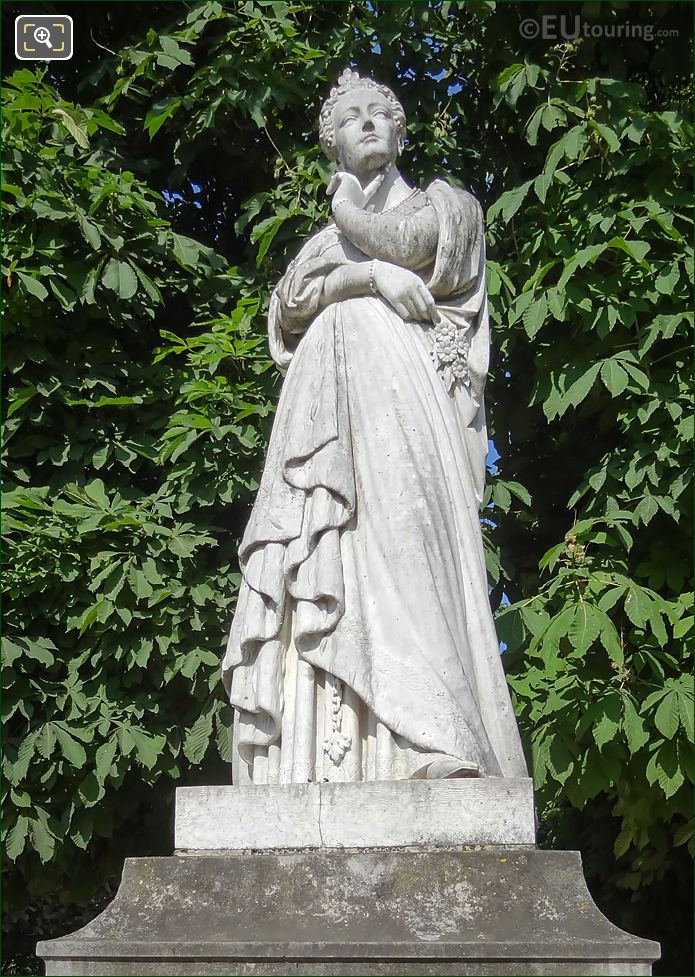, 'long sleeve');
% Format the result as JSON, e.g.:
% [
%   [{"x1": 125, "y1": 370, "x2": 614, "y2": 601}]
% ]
[
  {"x1": 268, "y1": 228, "x2": 347, "y2": 367},
  {"x1": 335, "y1": 198, "x2": 439, "y2": 271}
]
